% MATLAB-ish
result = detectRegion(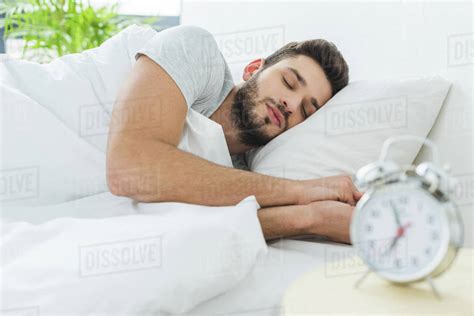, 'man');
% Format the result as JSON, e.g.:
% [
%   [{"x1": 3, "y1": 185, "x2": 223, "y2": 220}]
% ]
[{"x1": 106, "y1": 25, "x2": 361, "y2": 243}]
